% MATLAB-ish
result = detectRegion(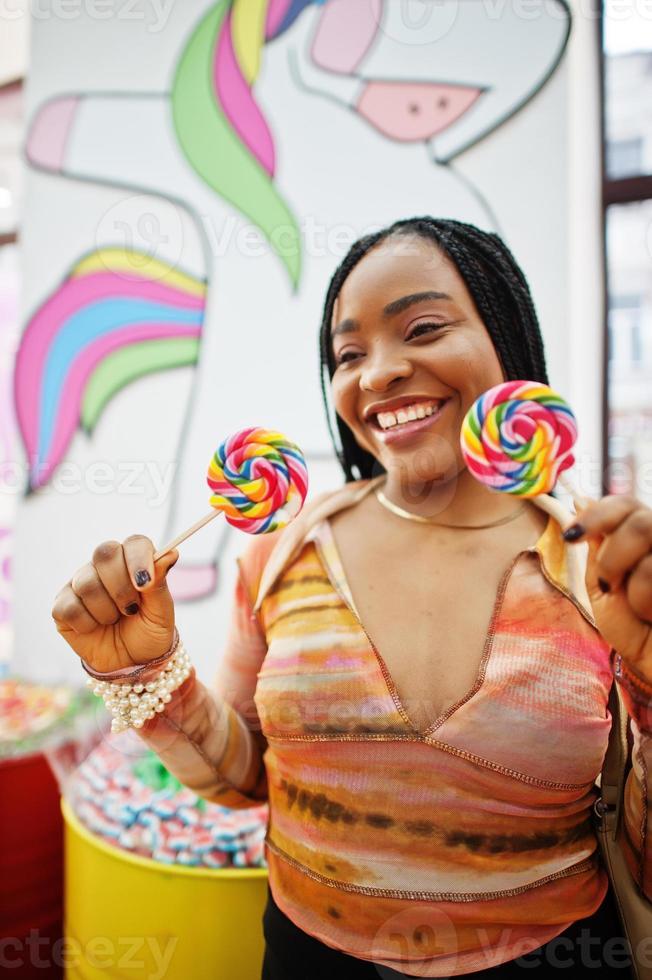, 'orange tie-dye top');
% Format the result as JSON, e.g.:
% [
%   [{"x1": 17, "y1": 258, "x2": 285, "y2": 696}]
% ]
[{"x1": 205, "y1": 477, "x2": 652, "y2": 977}]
